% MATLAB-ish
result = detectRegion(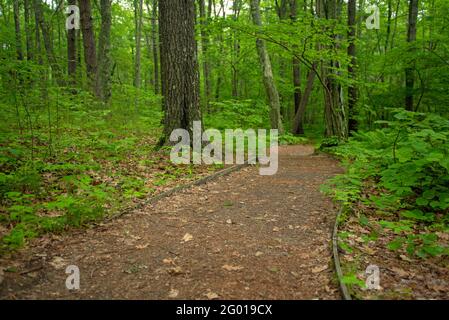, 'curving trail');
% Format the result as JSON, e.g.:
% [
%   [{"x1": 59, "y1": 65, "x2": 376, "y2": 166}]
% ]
[{"x1": 0, "y1": 145, "x2": 343, "y2": 299}]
